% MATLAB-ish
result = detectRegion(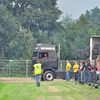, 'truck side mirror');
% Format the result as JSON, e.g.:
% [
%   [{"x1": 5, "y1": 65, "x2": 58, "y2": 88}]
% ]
[
  {"x1": 77, "y1": 49, "x2": 83, "y2": 59},
  {"x1": 39, "y1": 54, "x2": 41, "y2": 59},
  {"x1": 84, "y1": 46, "x2": 90, "y2": 57}
]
